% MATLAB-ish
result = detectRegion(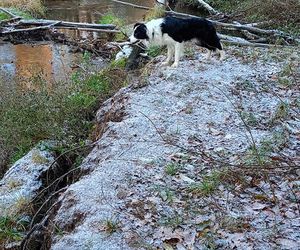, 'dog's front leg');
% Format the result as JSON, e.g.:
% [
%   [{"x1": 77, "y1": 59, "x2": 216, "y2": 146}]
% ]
[
  {"x1": 162, "y1": 45, "x2": 174, "y2": 66},
  {"x1": 171, "y1": 43, "x2": 183, "y2": 68},
  {"x1": 205, "y1": 49, "x2": 212, "y2": 61},
  {"x1": 218, "y1": 49, "x2": 225, "y2": 61}
]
